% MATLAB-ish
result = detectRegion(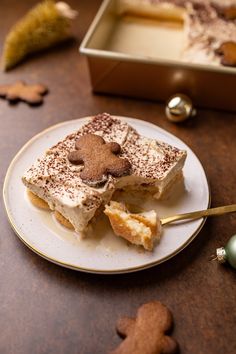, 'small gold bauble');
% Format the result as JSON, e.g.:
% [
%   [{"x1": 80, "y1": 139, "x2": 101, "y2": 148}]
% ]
[{"x1": 165, "y1": 94, "x2": 196, "y2": 123}]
